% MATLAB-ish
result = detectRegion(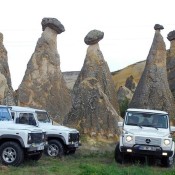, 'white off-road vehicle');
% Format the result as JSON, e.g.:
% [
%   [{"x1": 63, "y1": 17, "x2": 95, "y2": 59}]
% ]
[
  {"x1": 0, "y1": 105, "x2": 46, "y2": 166},
  {"x1": 10, "y1": 106, "x2": 80, "y2": 157},
  {"x1": 115, "y1": 108, "x2": 175, "y2": 167}
]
